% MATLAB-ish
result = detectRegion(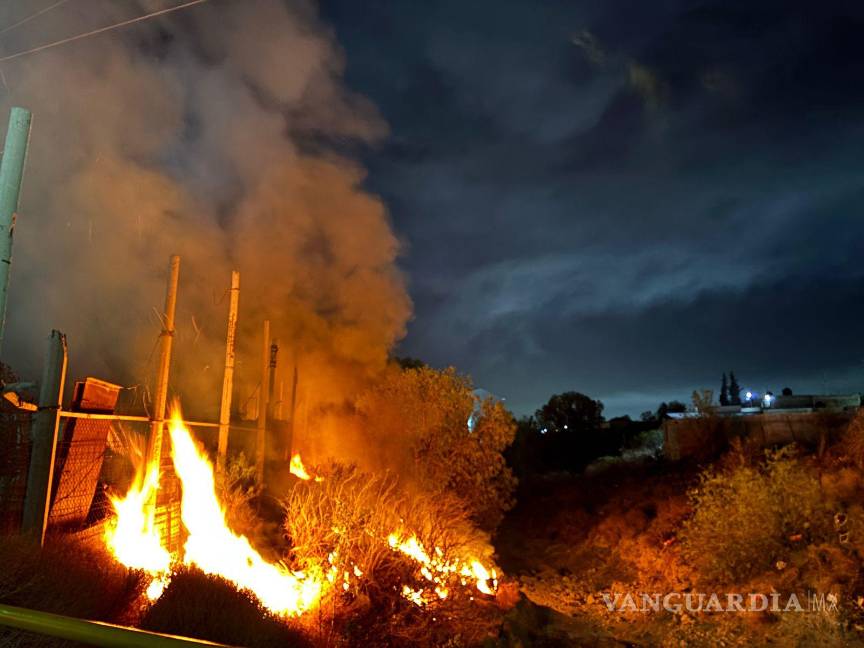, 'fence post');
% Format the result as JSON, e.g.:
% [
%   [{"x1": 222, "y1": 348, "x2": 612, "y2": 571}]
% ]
[
  {"x1": 21, "y1": 330, "x2": 67, "y2": 544},
  {"x1": 255, "y1": 320, "x2": 270, "y2": 484},
  {"x1": 145, "y1": 255, "x2": 180, "y2": 519},
  {"x1": 0, "y1": 107, "x2": 32, "y2": 355},
  {"x1": 217, "y1": 270, "x2": 239, "y2": 474}
]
